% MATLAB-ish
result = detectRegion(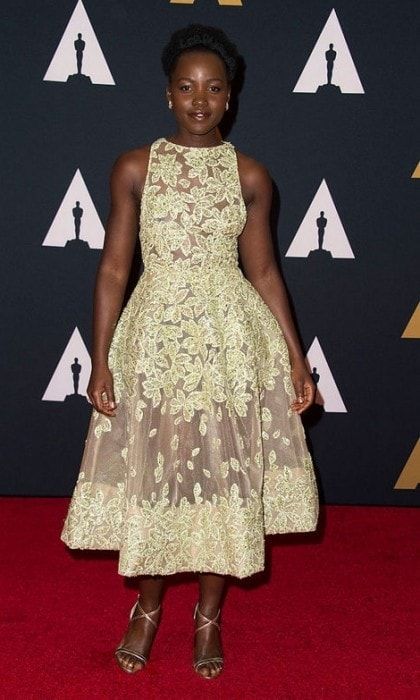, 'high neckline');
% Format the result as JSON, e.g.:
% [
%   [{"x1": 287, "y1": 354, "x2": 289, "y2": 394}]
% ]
[{"x1": 162, "y1": 137, "x2": 228, "y2": 150}]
